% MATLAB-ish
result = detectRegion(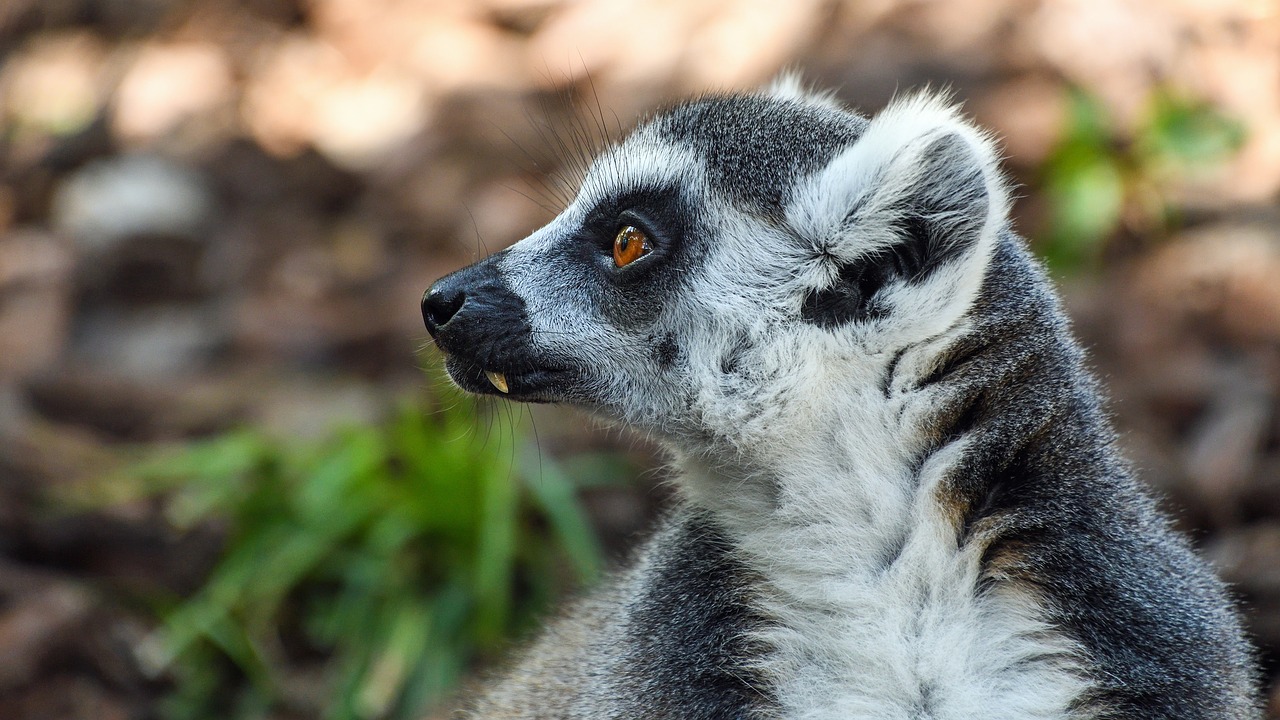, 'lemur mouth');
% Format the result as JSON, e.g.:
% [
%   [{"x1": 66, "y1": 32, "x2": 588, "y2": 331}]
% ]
[{"x1": 440, "y1": 353, "x2": 574, "y2": 403}]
